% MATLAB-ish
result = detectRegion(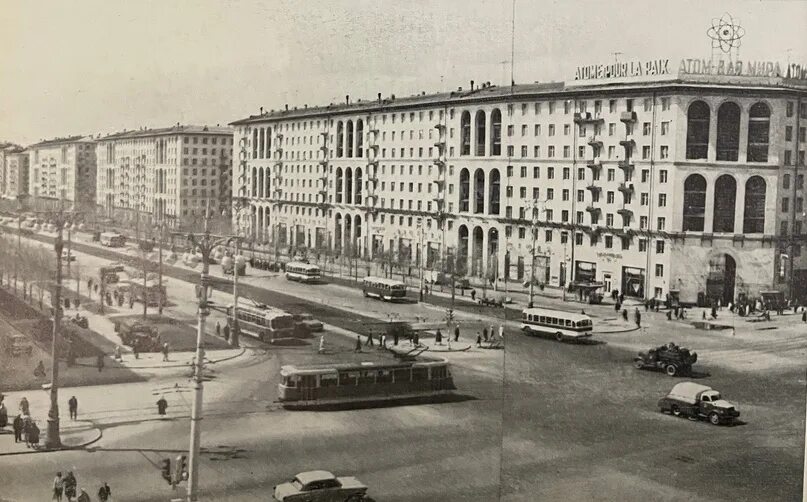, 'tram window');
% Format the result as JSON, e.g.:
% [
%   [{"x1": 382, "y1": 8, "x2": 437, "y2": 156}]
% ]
[
  {"x1": 283, "y1": 375, "x2": 297, "y2": 388},
  {"x1": 412, "y1": 368, "x2": 429, "y2": 381},
  {"x1": 393, "y1": 368, "x2": 411, "y2": 382},
  {"x1": 300, "y1": 375, "x2": 317, "y2": 388},
  {"x1": 339, "y1": 371, "x2": 358, "y2": 386},
  {"x1": 539, "y1": 316, "x2": 545, "y2": 323},
  {"x1": 377, "y1": 370, "x2": 393, "y2": 384},
  {"x1": 431, "y1": 366, "x2": 447, "y2": 379},
  {"x1": 358, "y1": 371, "x2": 376, "y2": 385},
  {"x1": 320, "y1": 374, "x2": 338, "y2": 387}
]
